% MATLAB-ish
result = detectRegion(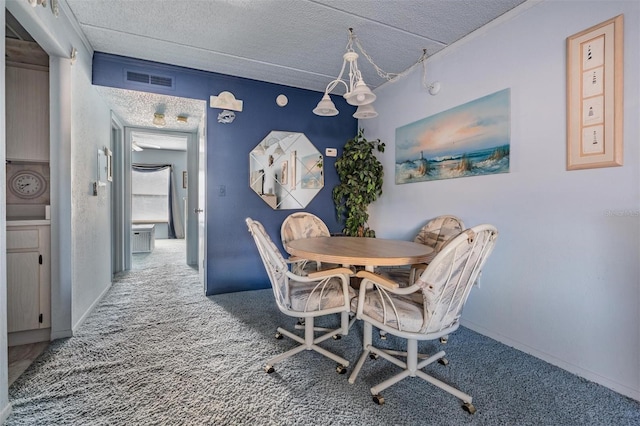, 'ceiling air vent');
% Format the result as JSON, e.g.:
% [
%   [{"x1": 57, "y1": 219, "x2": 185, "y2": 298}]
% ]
[{"x1": 125, "y1": 69, "x2": 175, "y2": 89}]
